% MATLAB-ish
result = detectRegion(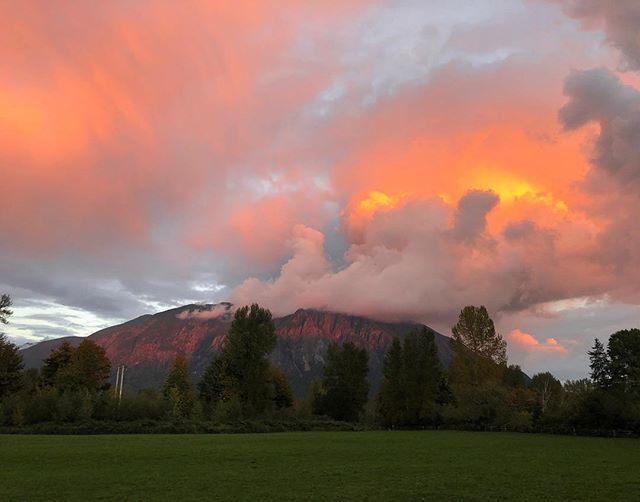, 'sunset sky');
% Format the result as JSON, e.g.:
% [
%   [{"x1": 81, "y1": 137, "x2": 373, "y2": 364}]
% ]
[{"x1": 2, "y1": 0, "x2": 639, "y2": 380}]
